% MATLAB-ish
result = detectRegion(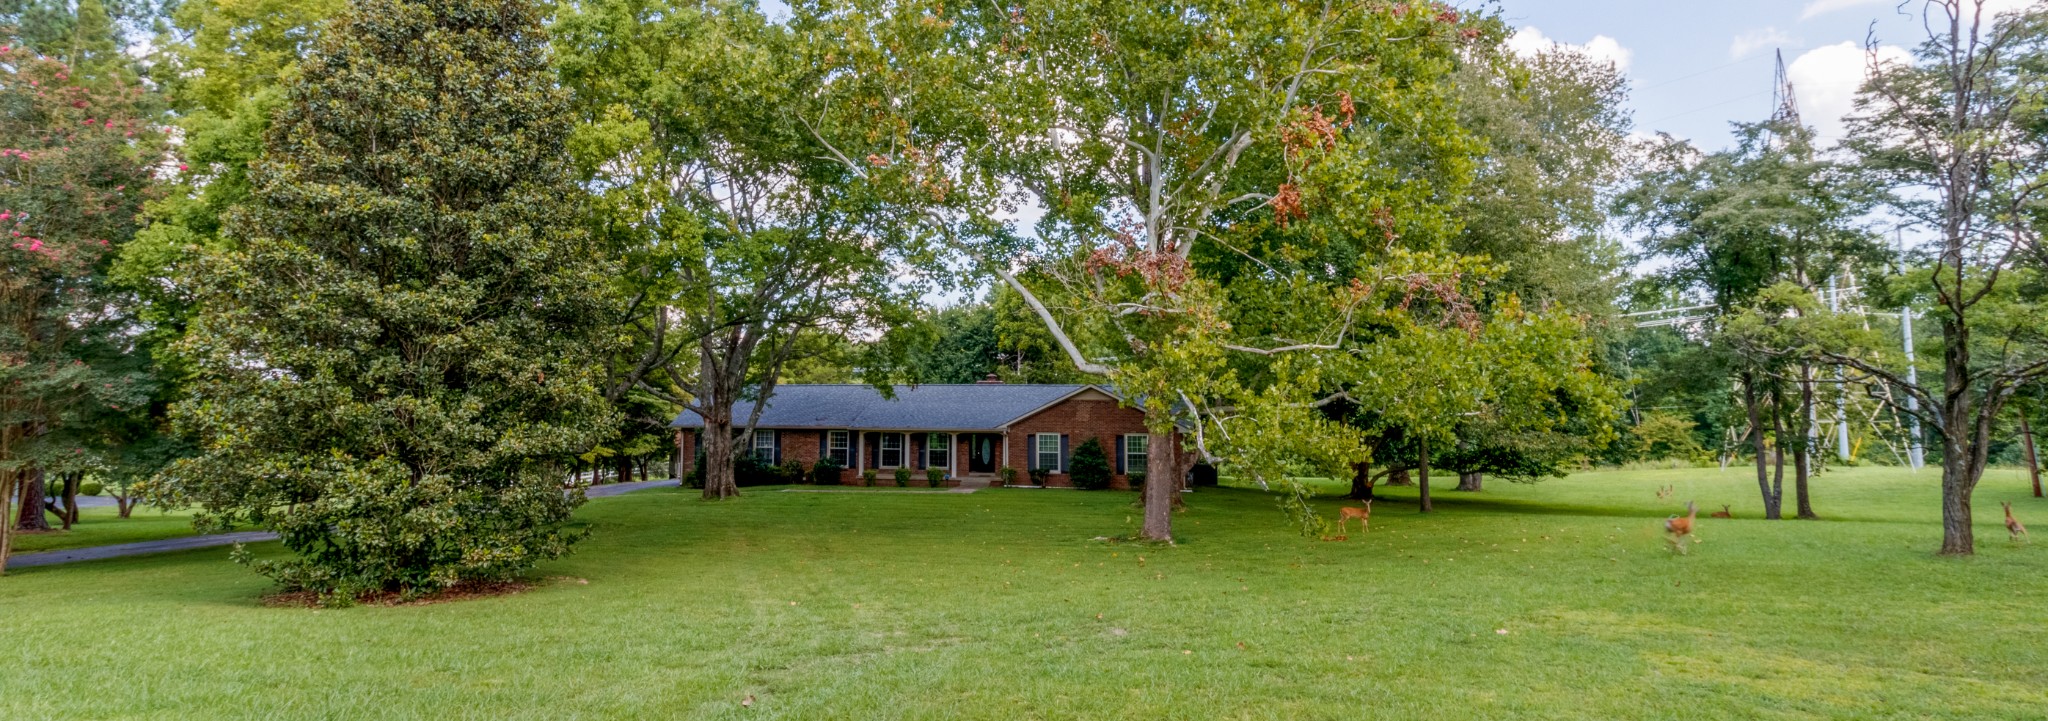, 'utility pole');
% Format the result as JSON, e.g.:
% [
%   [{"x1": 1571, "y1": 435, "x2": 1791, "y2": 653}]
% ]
[
  {"x1": 1899, "y1": 229, "x2": 1924, "y2": 471},
  {"x1": 1829, "y1": 274, "x2": 1850, "y2": 461}
]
